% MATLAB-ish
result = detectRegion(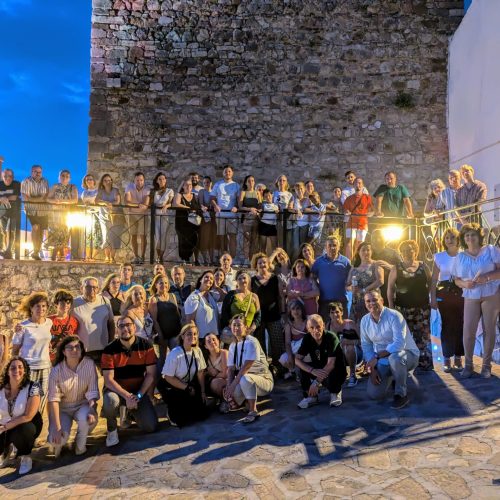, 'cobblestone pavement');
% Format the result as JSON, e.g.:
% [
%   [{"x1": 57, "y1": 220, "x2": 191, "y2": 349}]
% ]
[{"x1": 0, "y1": 363, "x2": 499, "y2": 499}]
